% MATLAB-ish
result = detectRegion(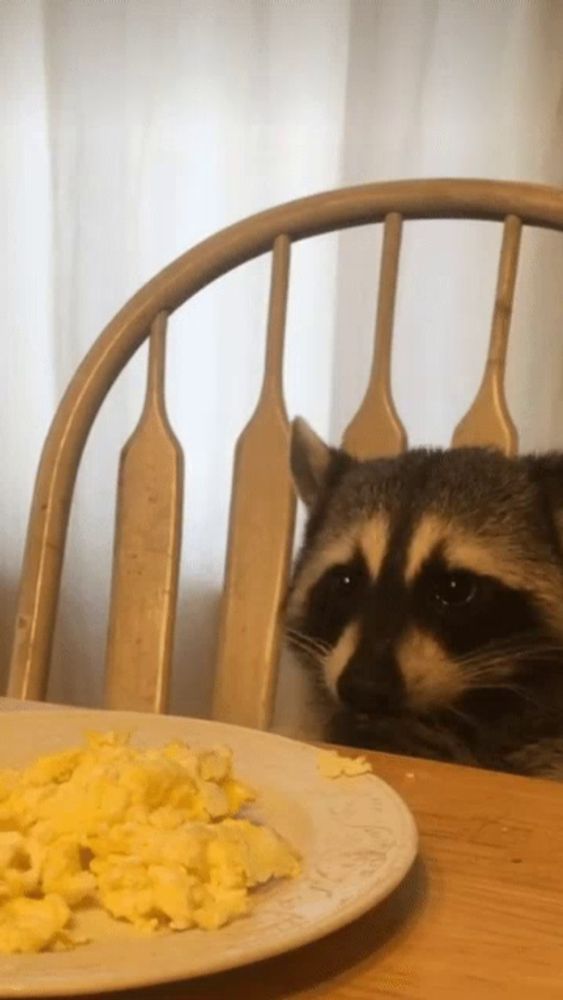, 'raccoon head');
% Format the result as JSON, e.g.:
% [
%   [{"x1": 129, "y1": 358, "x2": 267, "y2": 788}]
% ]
[{"x1": 286, "y1": 418, "x2": 563, "y2": 729}]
